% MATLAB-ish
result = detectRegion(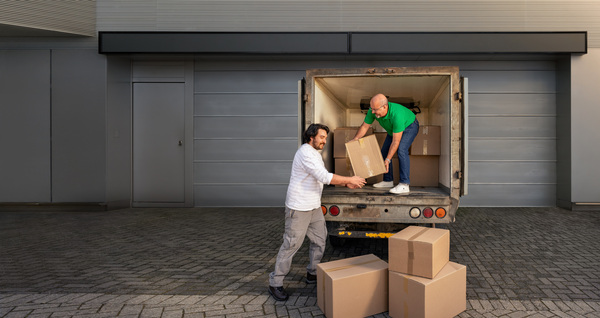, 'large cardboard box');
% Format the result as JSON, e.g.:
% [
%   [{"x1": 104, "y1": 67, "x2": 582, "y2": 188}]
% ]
[
  {"x1": 335, "y1": 158, "x2": 383, "y2": 185},
  {"x1": 334, "y1": 158, "x2": 400, "y2": 186},
  {"x1": 345, "y1": 135, "x2": 386, "y2": 179},
  {"x1": 388, "y1": 226, "x2": 450, "y2": 279},
  {"x1": 389, "y1": 262, "x2": 467, "y2": 318},
  {"x1": 374, "y1": 132, "x2": 397, "y2": 158},
  {"x1": 410, "y1": 126, "x2": 441, "y2": 155},
  {"x1": 334, "y1": 127, "x2": 374, "y2": 158},
  {"x1": 409, "y1": 155, "x2": 439, "y2": 187},
  {"x1": 317, "y1": 254, "x2": 389, "y2": 318}
]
